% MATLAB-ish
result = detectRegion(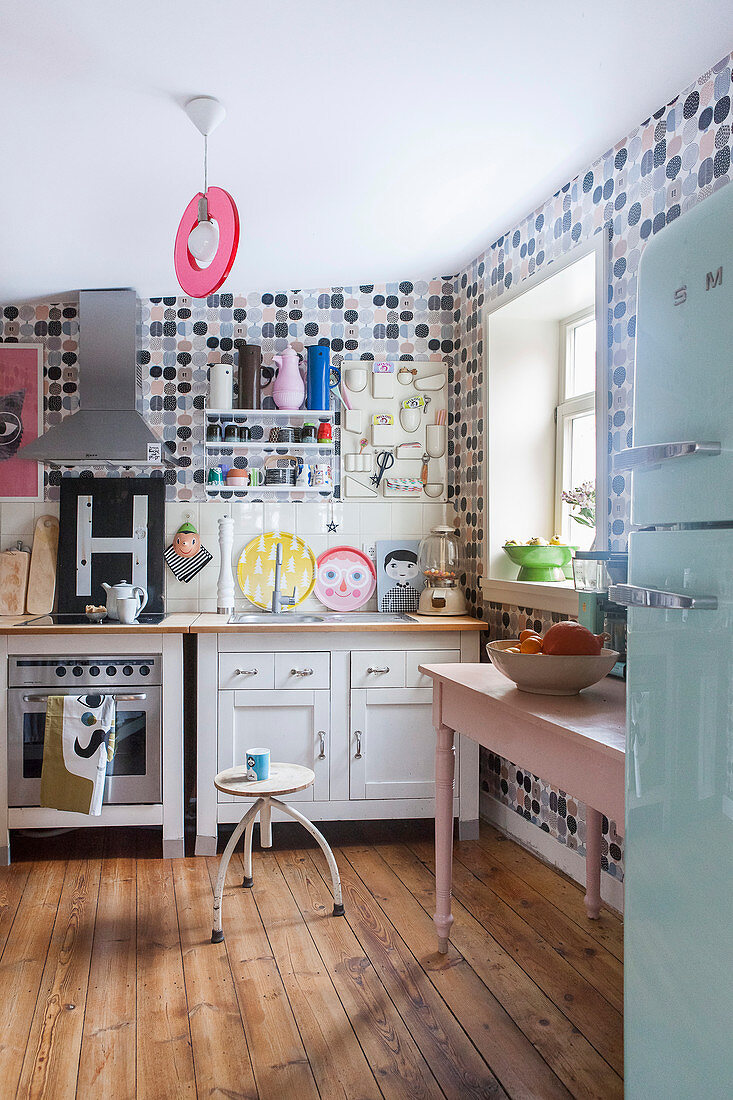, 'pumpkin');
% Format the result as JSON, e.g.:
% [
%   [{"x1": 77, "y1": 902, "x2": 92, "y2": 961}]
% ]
[{"x1": 542, "y1": 621, "x2": 605, "y2": 656}]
